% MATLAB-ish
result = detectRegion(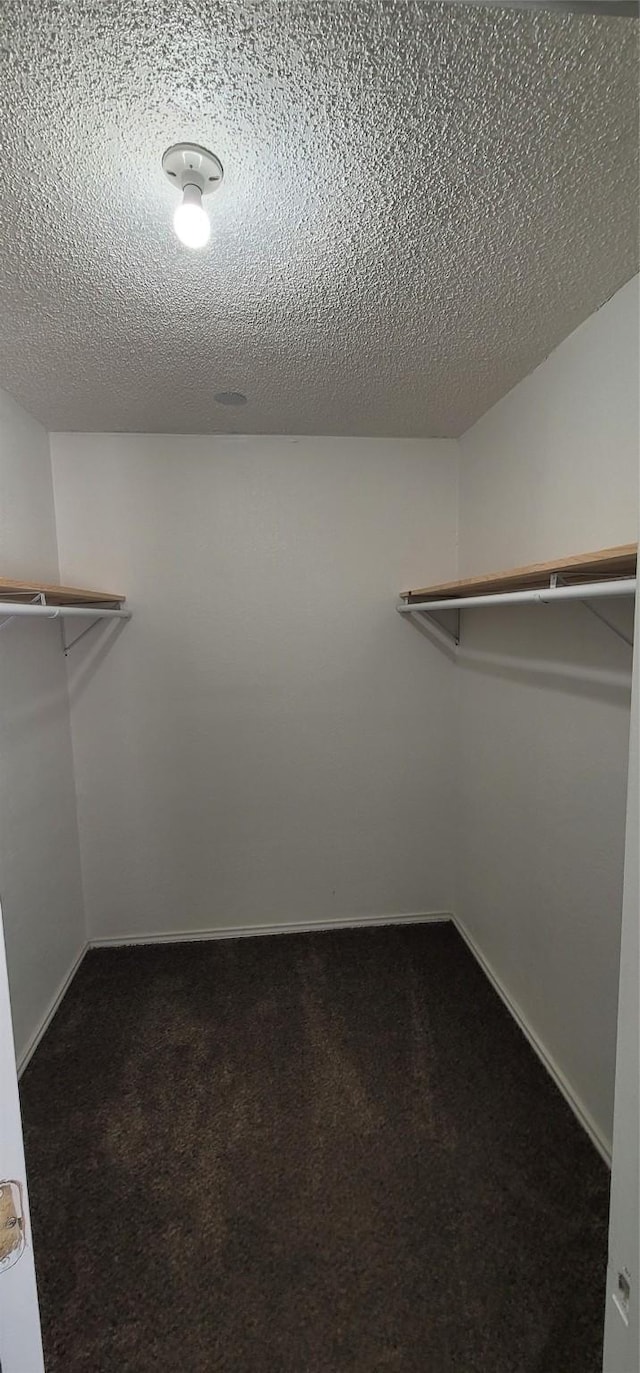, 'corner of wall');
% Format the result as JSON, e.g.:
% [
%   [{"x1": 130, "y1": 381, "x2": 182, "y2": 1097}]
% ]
[{"x1": 46, "y1": 426, "x2": 91, "y2": 956}]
